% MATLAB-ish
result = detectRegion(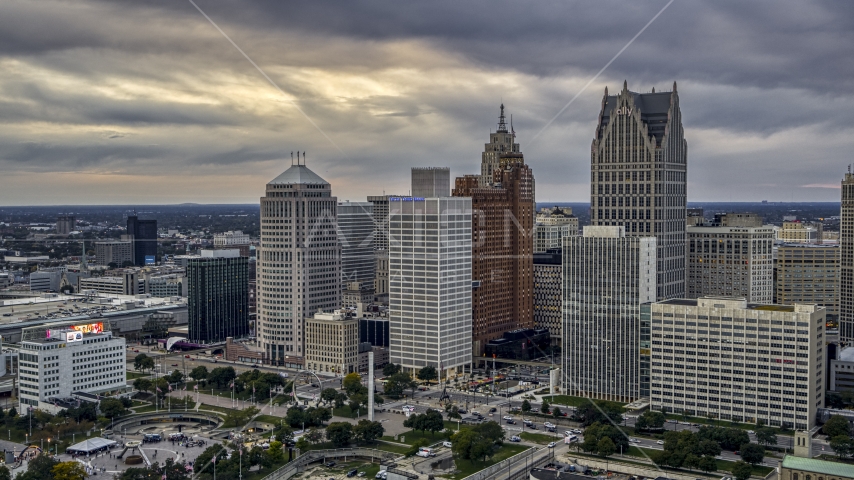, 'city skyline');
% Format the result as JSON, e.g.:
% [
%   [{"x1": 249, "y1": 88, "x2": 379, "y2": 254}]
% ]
[{"x1": 0, "y1": 1, "x2": 852, "y2": 205}]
